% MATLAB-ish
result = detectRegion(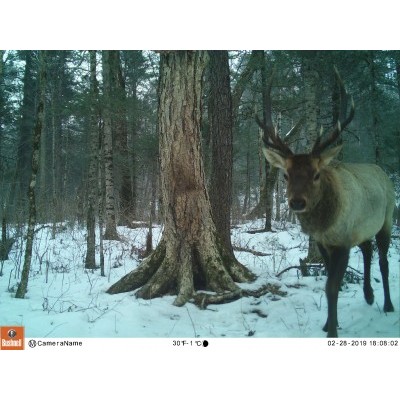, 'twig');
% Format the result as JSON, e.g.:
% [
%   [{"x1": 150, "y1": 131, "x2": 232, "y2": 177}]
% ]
[
  {"x1": 185, "y1": 306, "x2": 198, "y2": 337},
  {"x1": 242, "y1": 283, "x2": 287, "y2": 298},
  {"x1": 233, "y1": 246, "x2": 271, "y2": 256},
  {"x1": 276, "y1": 265, "x2": 302, "y2": 277},
  {"x1": 44, "y1": 323, "x2": 68, "y2": 337},
  {"x1": 33, "y1": 224, "x2": 53, "y2": 235},
  {"x1": 246, "y1": 228, "x2": 275, "y2": 234}
]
